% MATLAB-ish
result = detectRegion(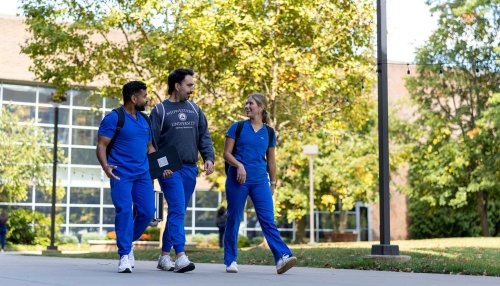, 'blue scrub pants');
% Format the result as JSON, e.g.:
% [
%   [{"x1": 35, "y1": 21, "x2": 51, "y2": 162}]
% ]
[
  {"x1": 224, "y1": 178, "x2": 292, "y2": 266},
  {"x1": 110, "y1": 171, "x2": 155, "y2": 256},
  {"x1": 158, "y1": 164, "x2": 198, "y2": 254}
]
